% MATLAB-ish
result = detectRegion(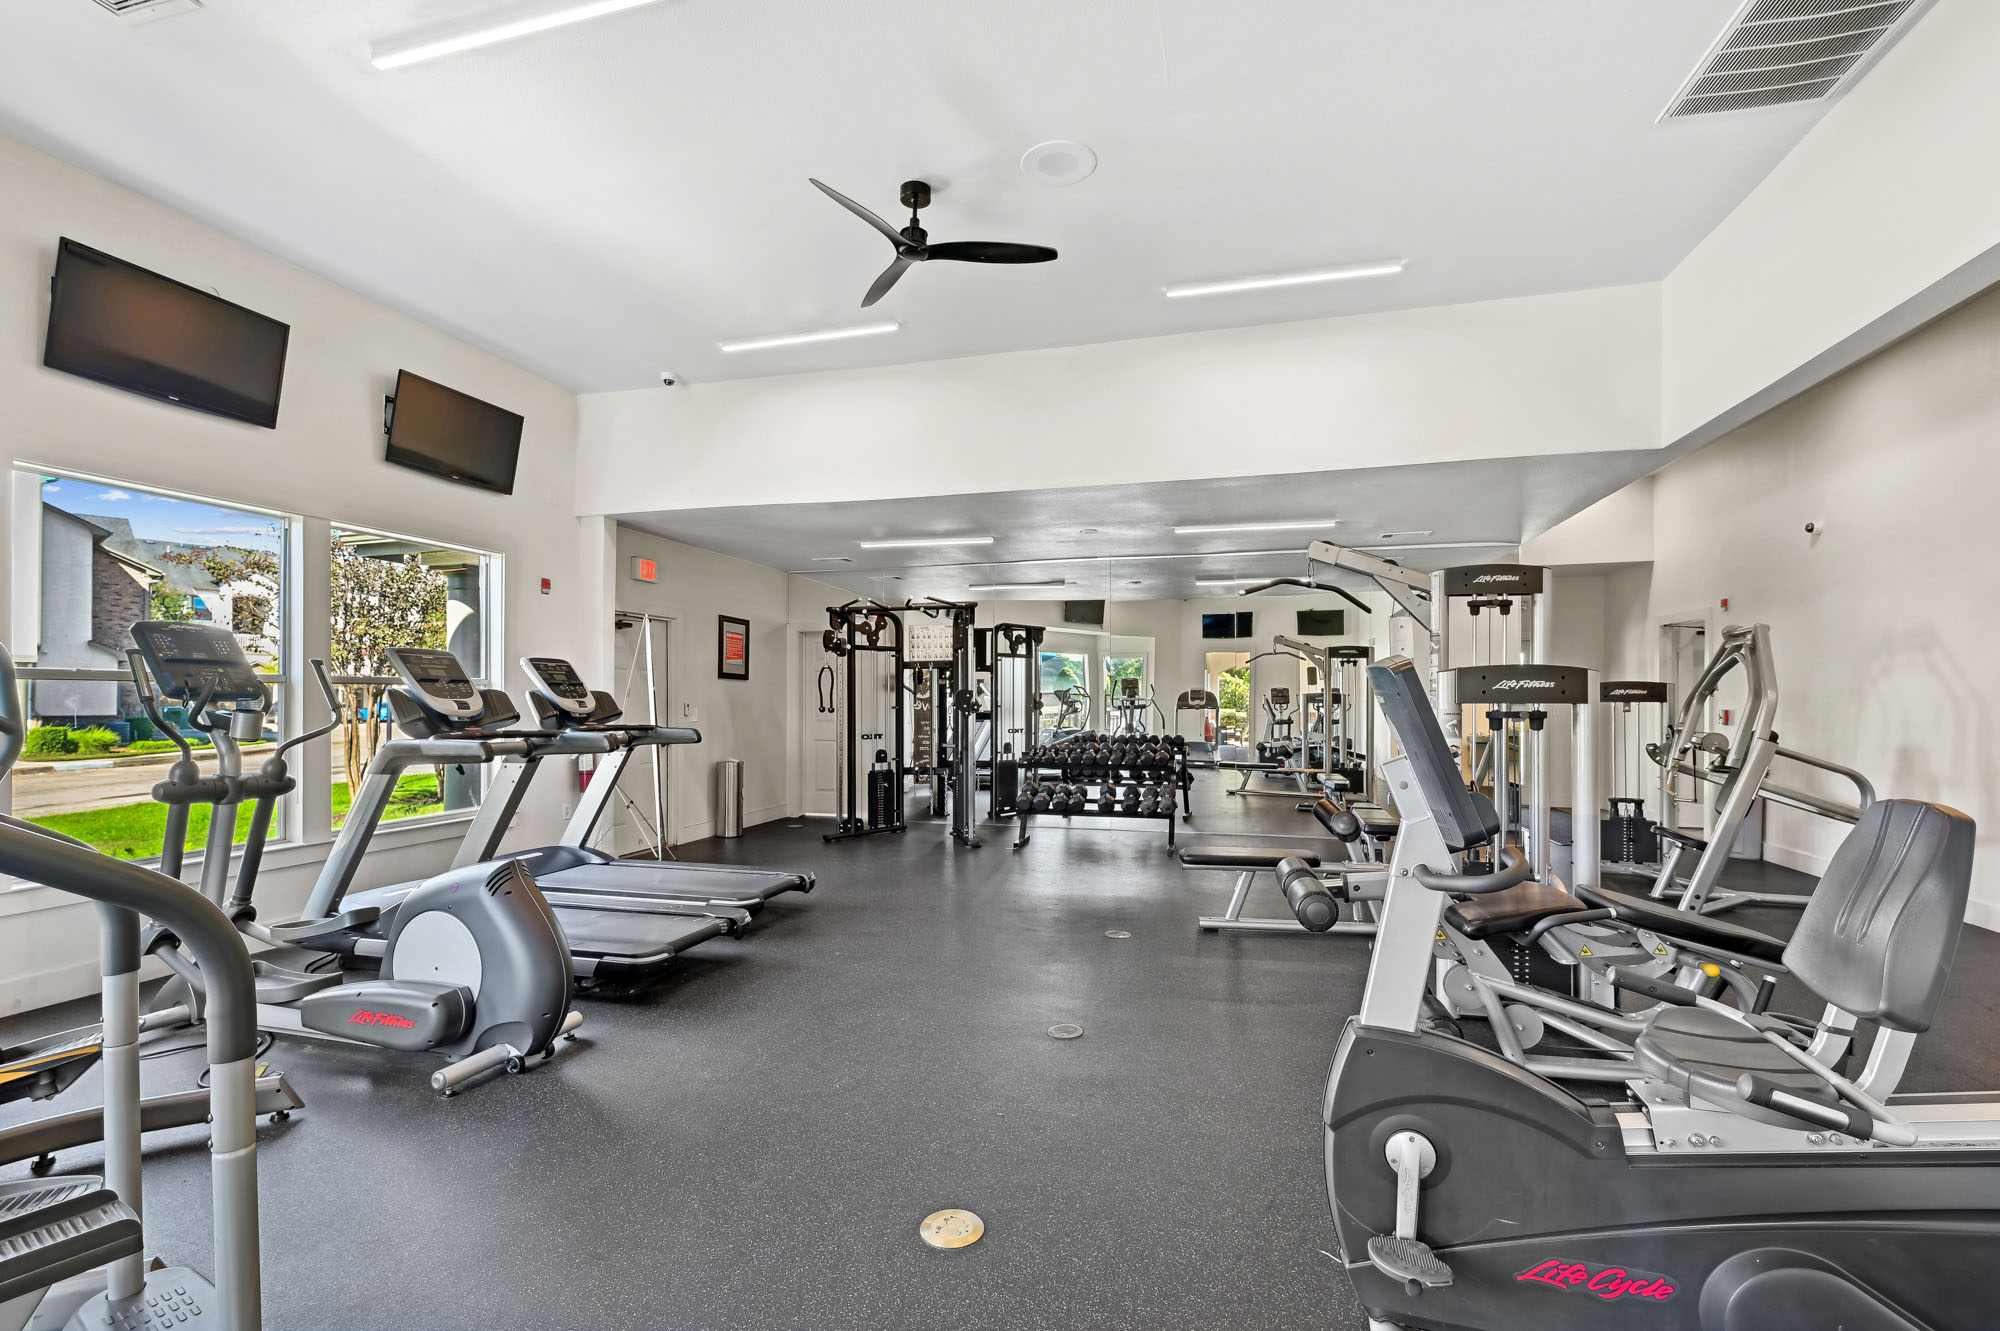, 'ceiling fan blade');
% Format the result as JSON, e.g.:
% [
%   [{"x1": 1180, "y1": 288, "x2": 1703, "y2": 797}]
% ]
[
  {"x1": 809, "y1": 178, "x2": 913, "y2": 251},
  {"x1": 923, "y1": 241, "x2": 1058, "y2": 264},
  {"x1": 860, "y1": 253, "x2": 917, "y2": 307}
]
